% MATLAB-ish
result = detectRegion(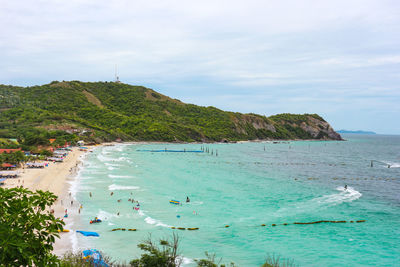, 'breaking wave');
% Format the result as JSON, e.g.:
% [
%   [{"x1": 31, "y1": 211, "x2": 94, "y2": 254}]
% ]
[{"x1": 108, "y1": 184, "x2": 140, "y2": 190}]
